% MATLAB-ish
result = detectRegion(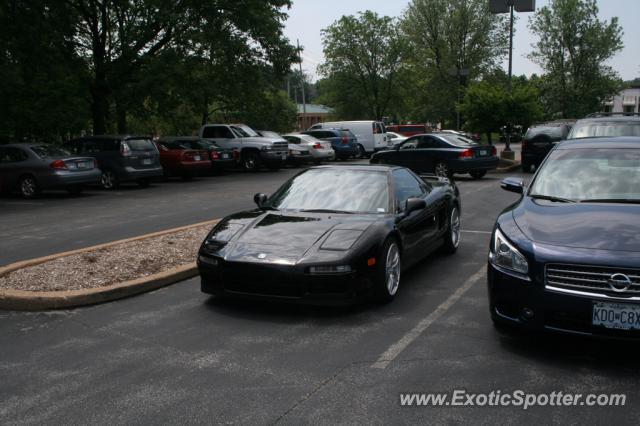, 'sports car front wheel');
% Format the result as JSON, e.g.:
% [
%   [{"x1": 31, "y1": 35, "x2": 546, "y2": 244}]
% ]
[{"x1": 374, "y1": 238, "x2": 401, "y2": 303}]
